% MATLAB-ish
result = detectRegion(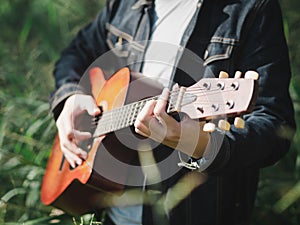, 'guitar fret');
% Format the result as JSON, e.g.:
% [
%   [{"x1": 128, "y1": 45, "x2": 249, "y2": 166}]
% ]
[
  {"x1": 116, "y1": 108, "x2": 122, "y2": 128},
  {"x1": 95, "y1": 91, "x2": 188, "y2": 136},
  {"x1": 119, "y1": 107, "x2": 122, "y2": 128},
  {"x1": 122, "y1": 105, "x2": 128, "y2": 128},
  {"x1": 113, "y1": 107, "x2": 120, "y2": 131},
  {"x1": 94, "y1": 98, "x2": 159, "y2": 137},
  {"x1": 130, "y1": 104, "x2": 136, "y2": 125},
  {"x1": 126, "y1": 104, "x2": 132, "y2": 125},
  {"x1": 128, "y1": 104, "x2": 133, "y2": 126}
]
